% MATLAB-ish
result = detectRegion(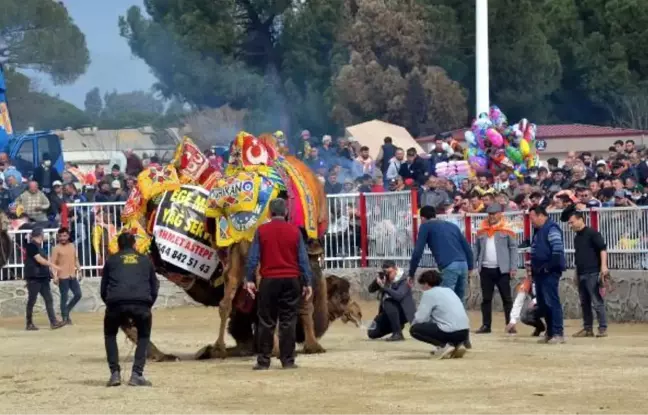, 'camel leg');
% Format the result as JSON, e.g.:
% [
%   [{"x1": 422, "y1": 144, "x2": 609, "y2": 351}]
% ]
[
  {"x1": 194, "y1": 280, "x2": 236, "y2": 360},
  {"x1": 300, "y1": 297, "x2": 326, "y2": 354},
  {"x1": 120, "y1": 324, "x2": 179, "y2": 362},
  {"x1": 301, "y1": 255, "x2": 326, "y2": 354}
]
